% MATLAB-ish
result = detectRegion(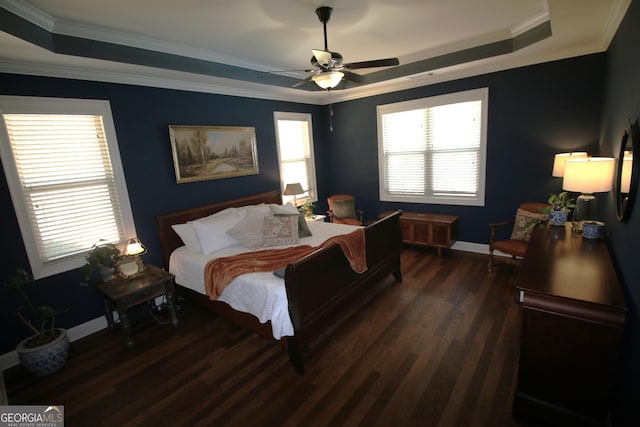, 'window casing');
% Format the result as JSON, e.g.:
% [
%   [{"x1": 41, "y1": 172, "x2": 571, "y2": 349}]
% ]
[
  {"x1": 0, "y1": 96, "x2": 136, "y2": 279},
  {"x1": 377, "y1": 88, "x2": 488, "y2": 206},
  {"x1": 273, "y1": 112, "x2": 318, "y2": 204}
]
